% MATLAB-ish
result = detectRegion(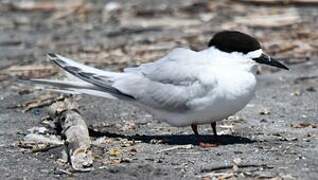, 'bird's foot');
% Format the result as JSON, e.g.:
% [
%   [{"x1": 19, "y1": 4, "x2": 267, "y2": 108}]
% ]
[
  {"x1": 198, "y1": 142, "x2": 218, "y2": 148},
  {"x1": 196, "y1": 135, "x2": 219, "y2": 148}
]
